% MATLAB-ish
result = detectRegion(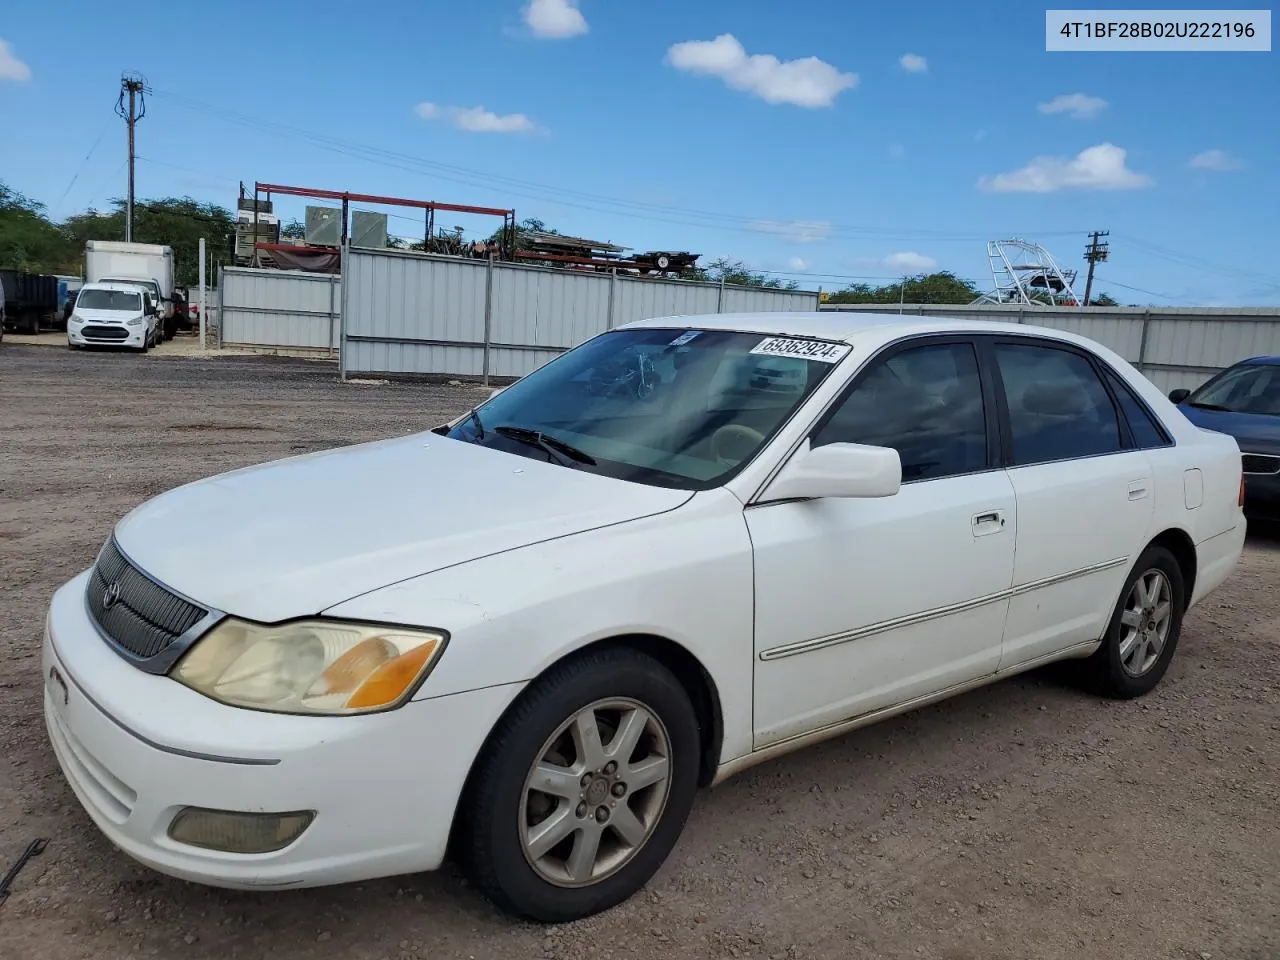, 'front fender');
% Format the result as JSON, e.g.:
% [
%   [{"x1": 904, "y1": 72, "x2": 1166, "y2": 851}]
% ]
[{"x1": 323, "y1": 488, "x2": 756, "y2": 766}]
